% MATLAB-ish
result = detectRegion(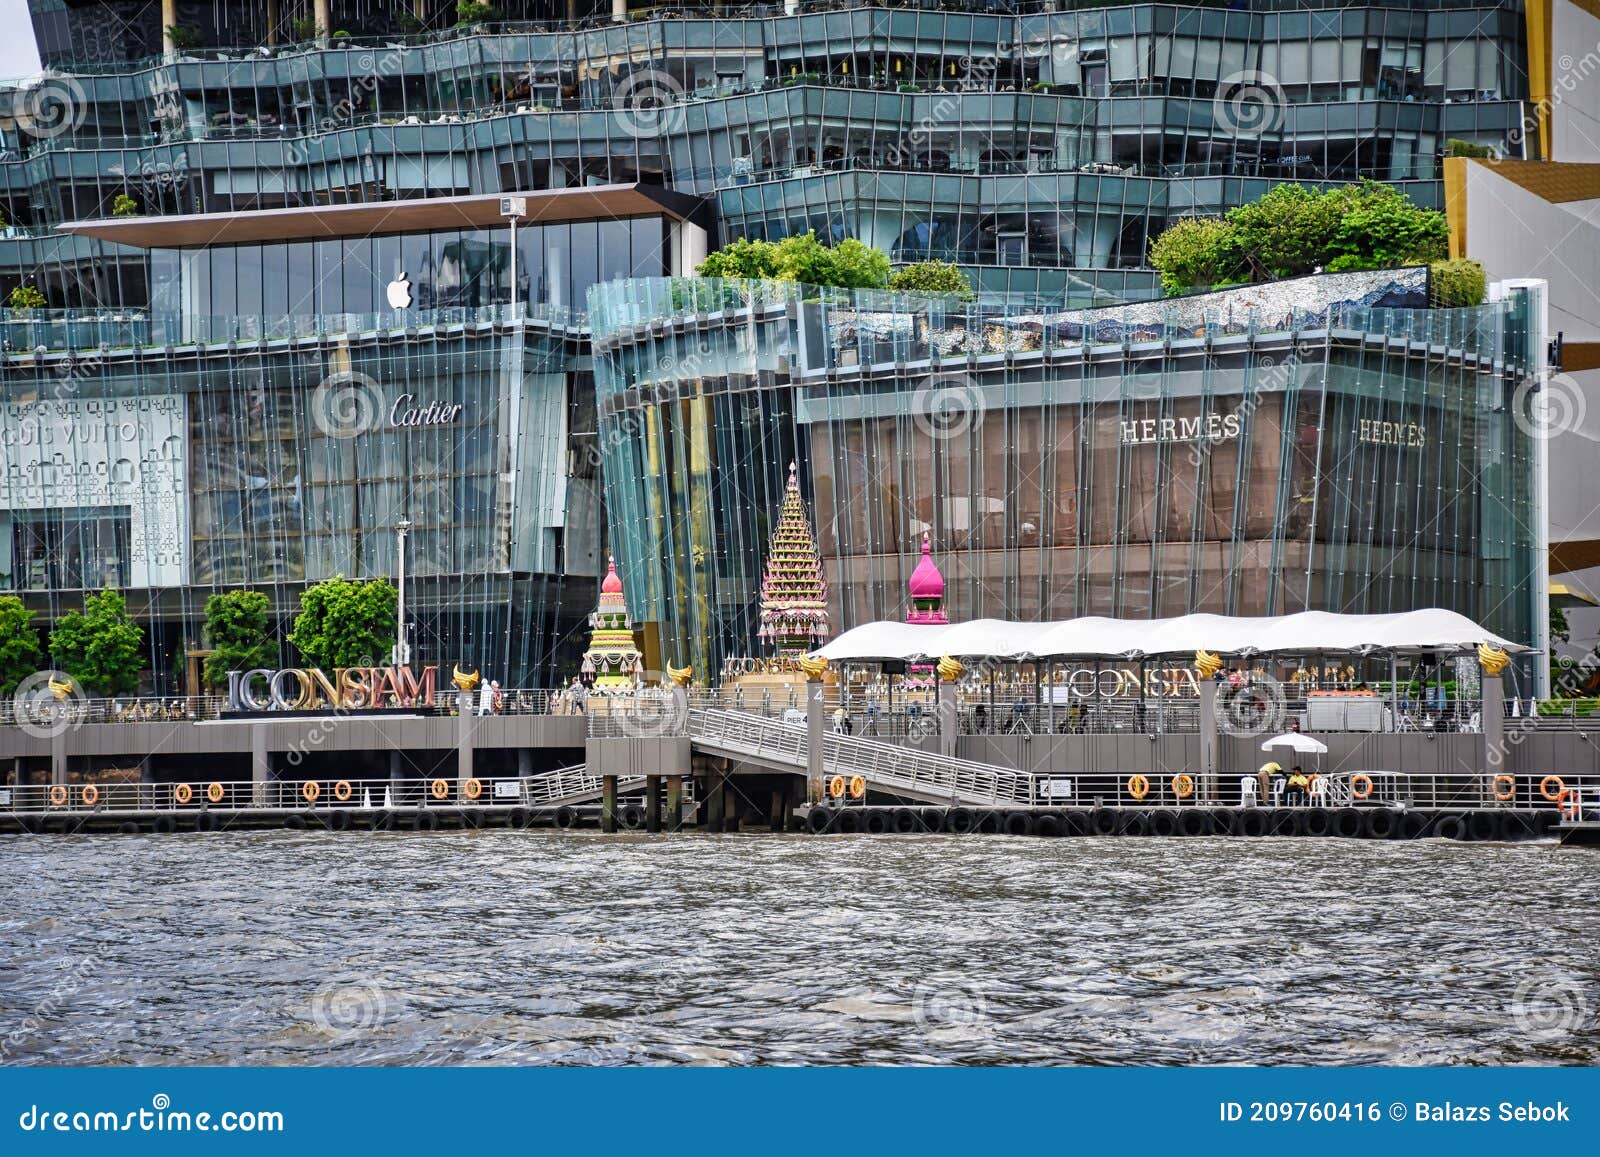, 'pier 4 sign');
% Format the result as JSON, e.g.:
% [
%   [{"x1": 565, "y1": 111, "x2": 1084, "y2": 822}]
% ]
[{"x1": 227, "y1": 664, "x2": 439, "y2": 711}]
